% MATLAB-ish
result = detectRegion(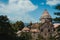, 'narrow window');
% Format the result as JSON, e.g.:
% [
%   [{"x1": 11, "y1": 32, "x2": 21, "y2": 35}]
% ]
[
  {"x1": 48, "y1": 29, "x2": 50, "y2": 32},
  {"x1": 53, "y1": 28, "x2": 55, "y2": 31},
  {"x1": 41, "y1": 29, "x2": 43, "y2": 32}
]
